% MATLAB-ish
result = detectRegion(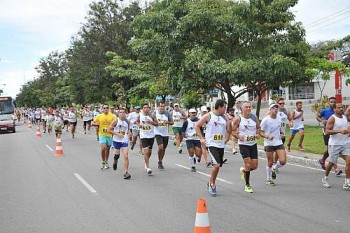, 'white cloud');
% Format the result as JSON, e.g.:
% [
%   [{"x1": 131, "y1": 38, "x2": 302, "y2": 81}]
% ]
[{"x1": 0, "y1": 0, "x2": 90, "y2": 43}]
